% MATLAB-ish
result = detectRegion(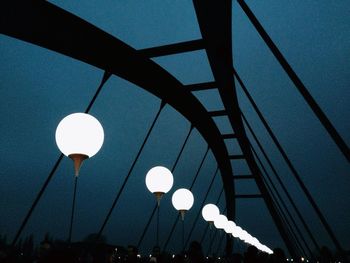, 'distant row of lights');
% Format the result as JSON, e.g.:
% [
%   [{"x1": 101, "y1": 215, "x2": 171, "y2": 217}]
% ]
[
  {"x1": 55, "y1": 113, "x2": 272, "y2": 253},
  {"x1": 56, "y1": 113, "x2": 194, "y2": 216},
  {"x1": 201, "y1": 204, "x2": 273, "y2": 254}
]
